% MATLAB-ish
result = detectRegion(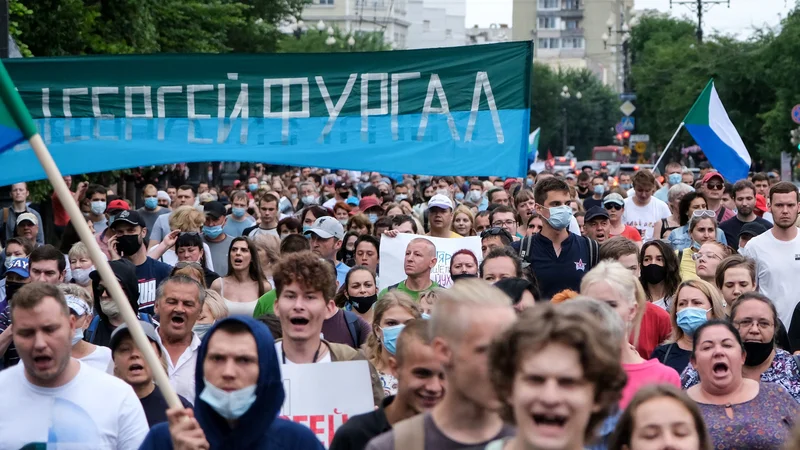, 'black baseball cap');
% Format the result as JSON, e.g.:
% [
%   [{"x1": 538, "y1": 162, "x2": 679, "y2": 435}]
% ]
[
  {"x1": 739, "y1": 221, "x2": 768, "y2": 240},
  {"x1": 585, "y1": 206, "x2": 610, "y2": 222},
  {"x1": 203, "y1": 201, "x2": 226, "y2": 220},
  {"x1": 111, "y1": 210, "x2": 145, "y2": 228},
  {"x1": 335, "y1": 181, "x2": 348, "y2": 190}
]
